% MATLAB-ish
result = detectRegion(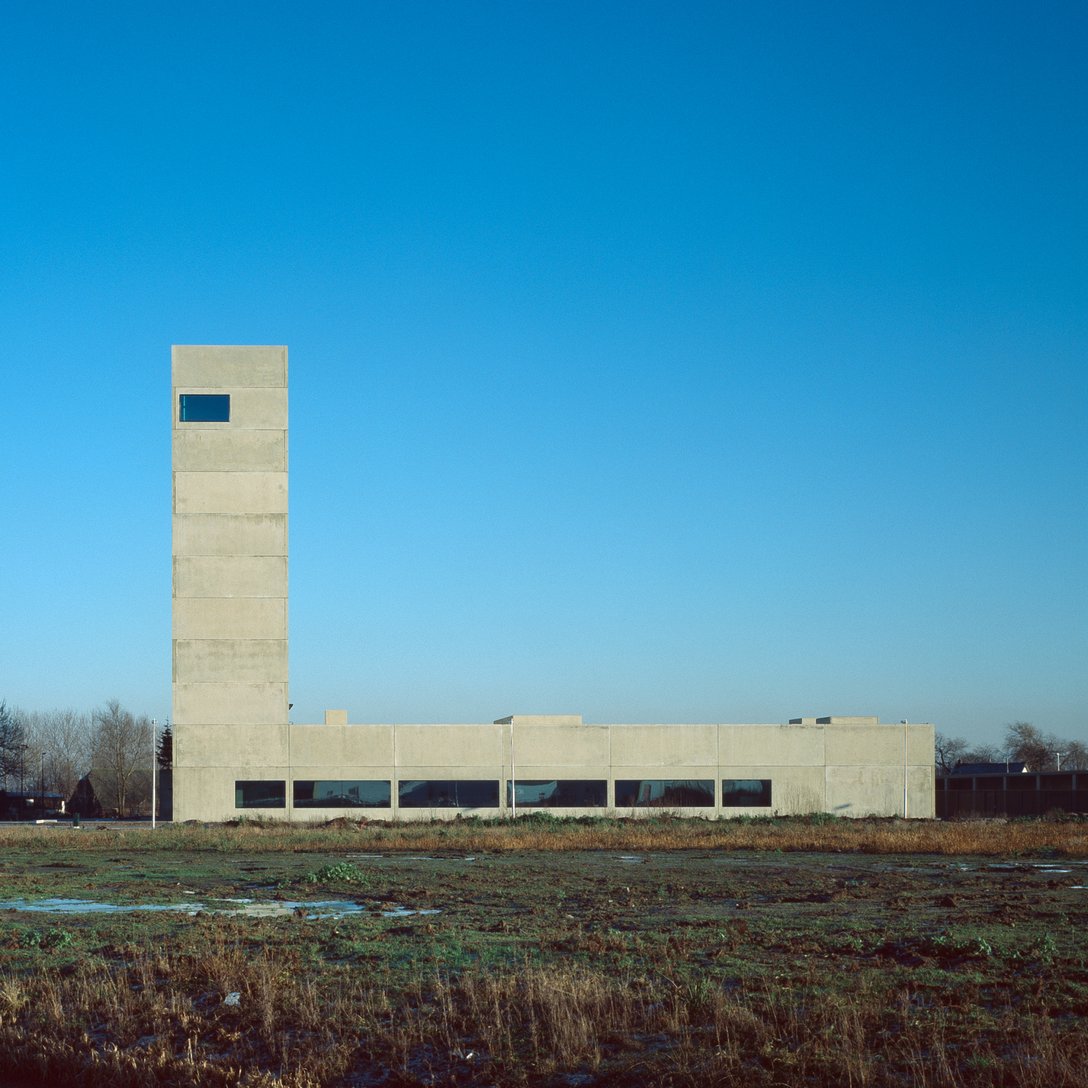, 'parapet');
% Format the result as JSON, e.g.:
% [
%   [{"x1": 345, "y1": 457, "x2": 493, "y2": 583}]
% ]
[
  {"x1": 492, "y1": 714, "x2": 584, "y2": 727},
  {"x1": 789, "y1": 715, "x2": 881, "y2": 726}
]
